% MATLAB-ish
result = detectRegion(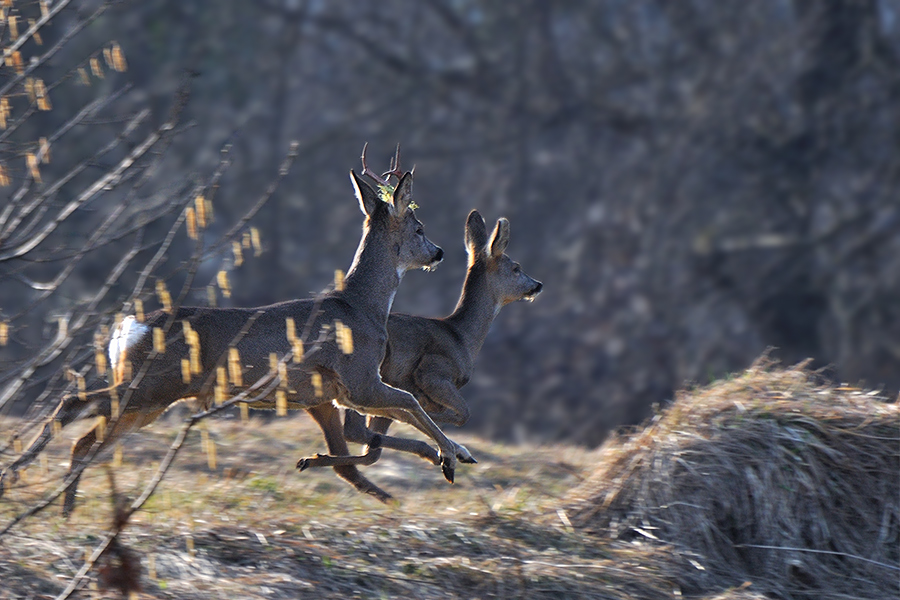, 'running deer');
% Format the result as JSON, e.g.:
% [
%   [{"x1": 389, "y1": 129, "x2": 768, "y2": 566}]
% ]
[
  {"x1": 0, "y1": 149, "x2": 475, "y2": 515},
  {"x1": 296, "y1": 209, "x2": 542, "y2": 498}
]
